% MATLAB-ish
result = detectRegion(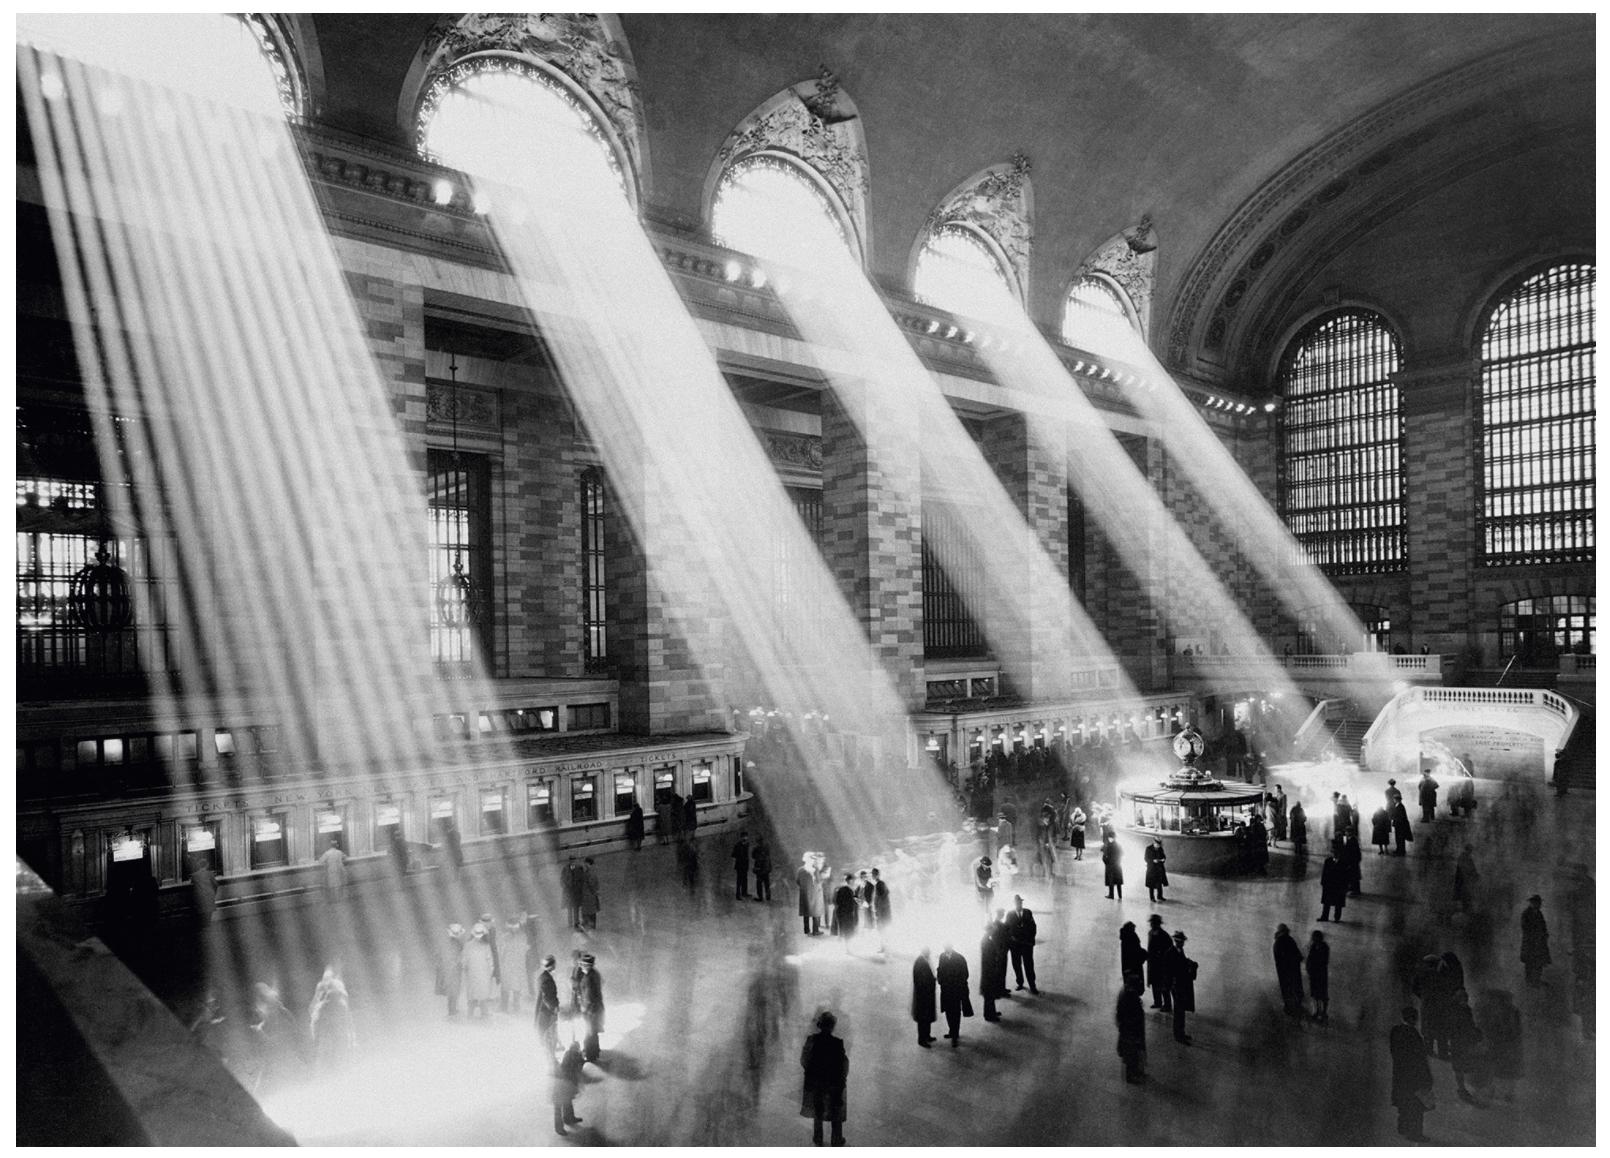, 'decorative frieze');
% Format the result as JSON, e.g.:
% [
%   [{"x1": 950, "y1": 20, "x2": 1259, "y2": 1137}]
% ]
[{"x1": 426, "y1": 380, "x2": 500, "y2": 430}]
